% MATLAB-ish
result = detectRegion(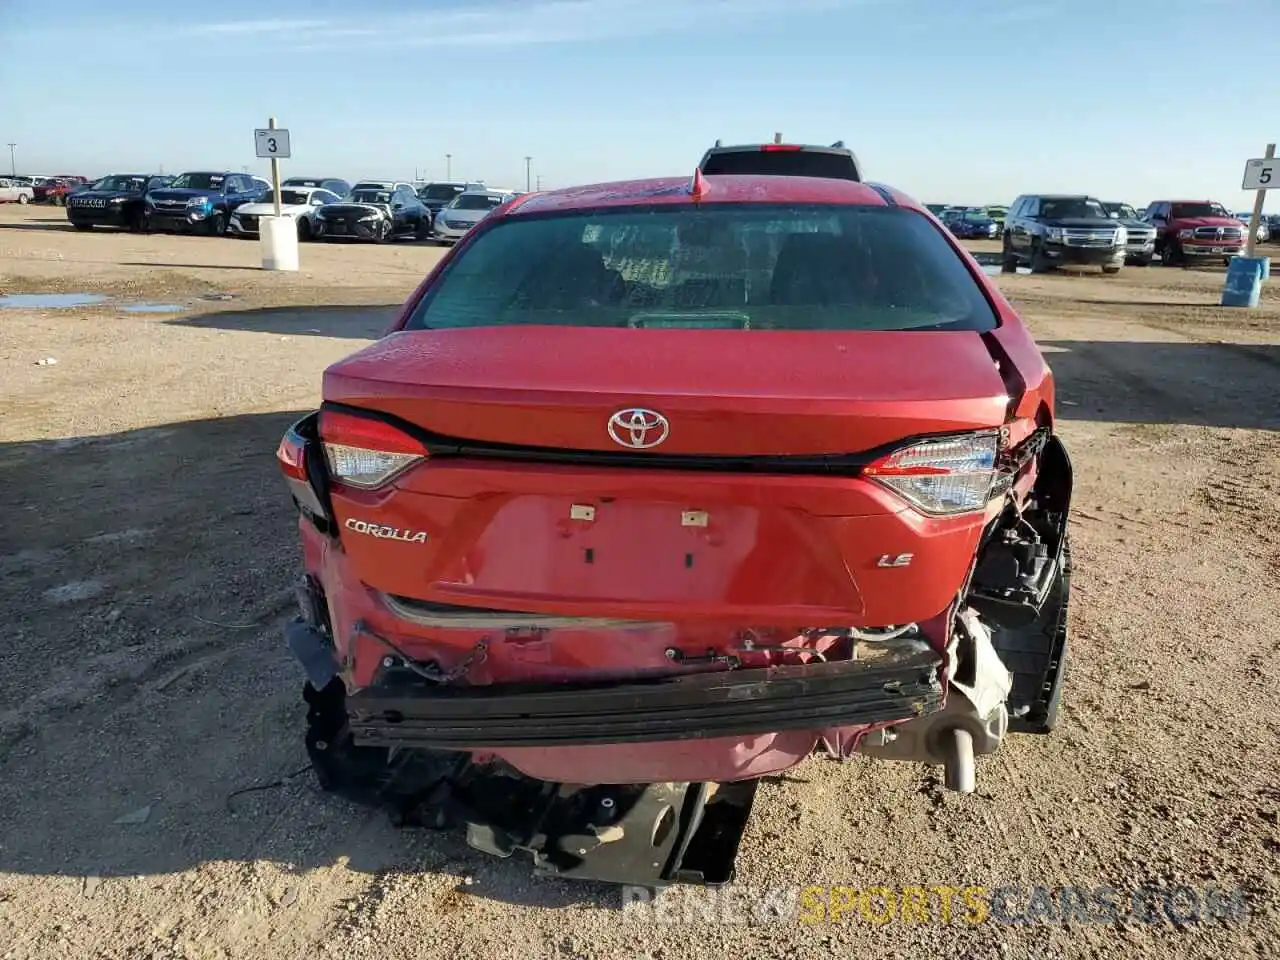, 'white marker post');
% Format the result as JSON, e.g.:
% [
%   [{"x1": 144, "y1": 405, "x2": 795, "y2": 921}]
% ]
[{"x1": 254, "y1": 118, "x2": 298, "y2": 271}]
